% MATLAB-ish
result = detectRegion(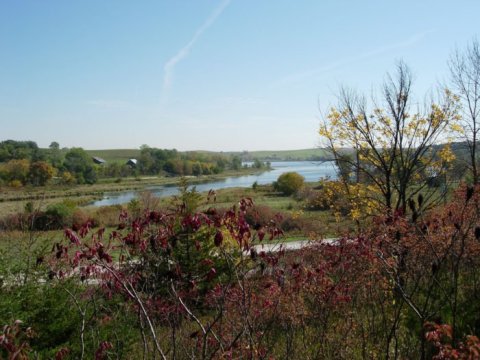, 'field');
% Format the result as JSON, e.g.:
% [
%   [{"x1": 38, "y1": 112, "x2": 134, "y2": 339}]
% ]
[
  {"x1": 227, "y1": 148, "x2": 332, "y2": 161},
  {"x1": 85, "y1": 149, "x2": 141, "y2": 163},
  {"x1": 82, "y1": 147, "x2": 333, "y2": 164}
]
